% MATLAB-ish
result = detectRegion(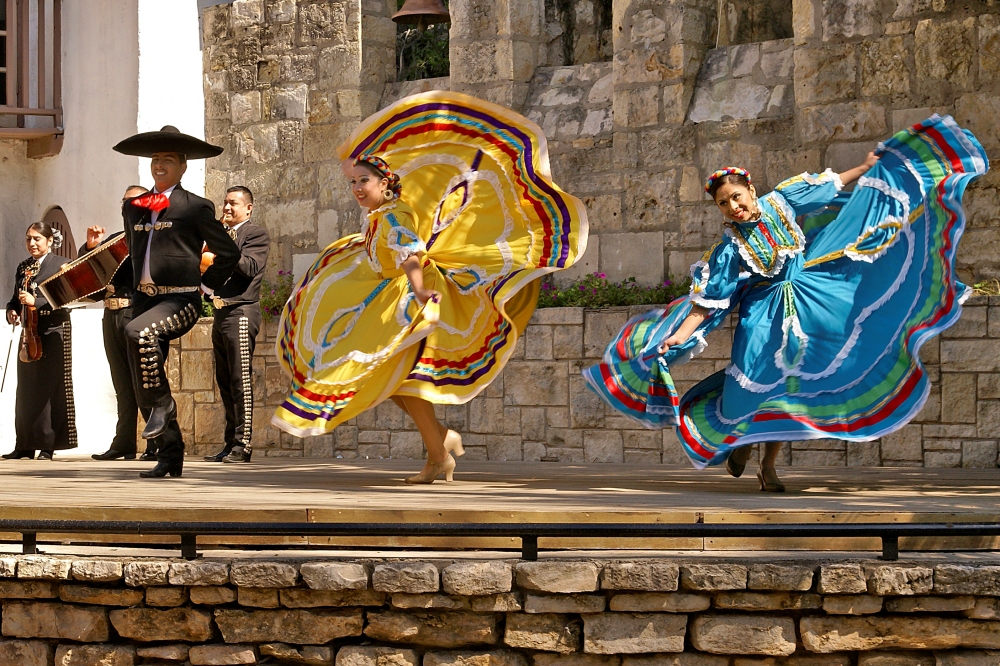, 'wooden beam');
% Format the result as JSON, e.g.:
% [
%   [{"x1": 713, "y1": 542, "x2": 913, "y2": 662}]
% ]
[
  {"x1": 26, "y1": 130, "x2": 61, "y2": 157},
  {"x1": 0, "y1": 125, "x2": 58, "y2": 138},
  {"x1": 0, "y1": 105, "x2": 58, "y2": 115}
]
